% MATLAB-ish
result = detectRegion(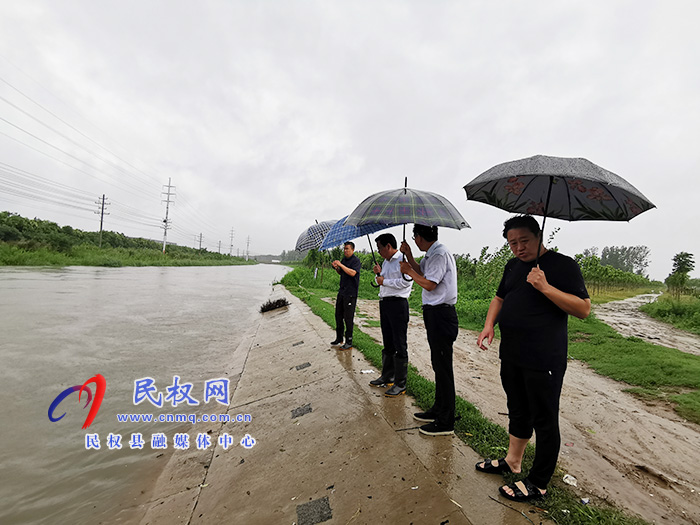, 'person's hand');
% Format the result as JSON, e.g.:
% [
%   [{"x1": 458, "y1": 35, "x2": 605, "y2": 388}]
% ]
[
  {"x1": 373, "y1": 263, "x2": 381, "y2": 275},
  {"x1": 332, "y1": 260, "x2": 340, "y2": 269},
  {"x1": 477, "y1": 326, "x2": 495, "y2": 350},
  {"x1": 399, "y1": 260, "x2": 412, "y2": 276},
  {"x1": 527, "y1": 266, "x2": 549, "y2": 292},
  {"x1": 376, "y1": 275, "x2": 384, "y2": 285},
  {"x1": 400, "y1": 241, "x2": 412, "y2": 258}
]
